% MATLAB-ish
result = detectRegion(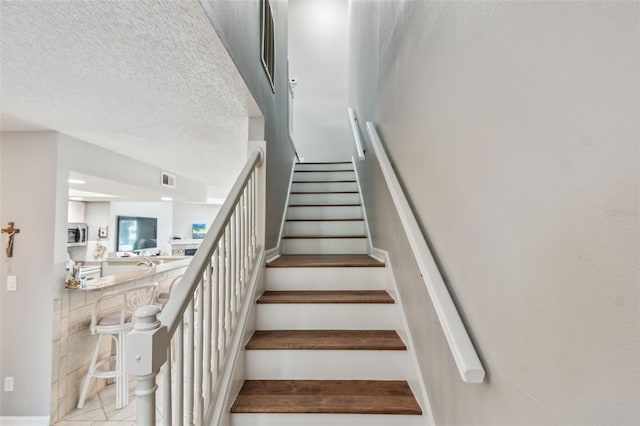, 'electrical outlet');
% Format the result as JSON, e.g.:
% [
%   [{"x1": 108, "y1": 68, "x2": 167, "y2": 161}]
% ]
[
  {"x1": 7, "y1": 275, "x2": 17, "y2": 291},
  {"x1": 4, "y1": 377, "x2": 14, "y2": 392}
]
